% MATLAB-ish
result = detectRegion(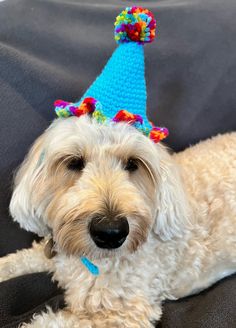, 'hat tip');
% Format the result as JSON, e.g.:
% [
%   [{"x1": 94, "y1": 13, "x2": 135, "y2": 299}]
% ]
[{"x1": 114, "y1": 6, "x2": 156, "y2": 44}]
